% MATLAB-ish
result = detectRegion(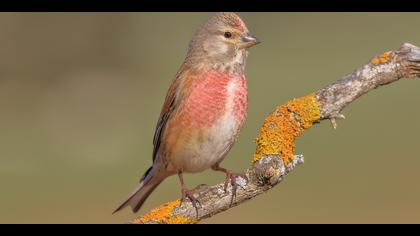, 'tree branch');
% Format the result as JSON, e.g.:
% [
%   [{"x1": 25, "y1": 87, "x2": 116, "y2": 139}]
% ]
[{"x1": 131, "y1": 43, "x2": 420, "y2": 224}]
